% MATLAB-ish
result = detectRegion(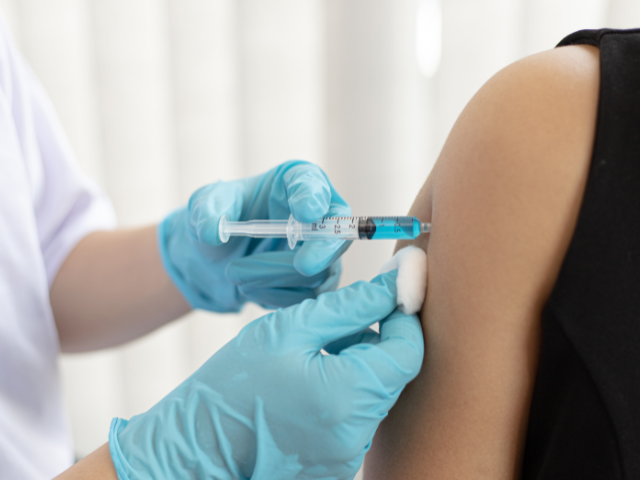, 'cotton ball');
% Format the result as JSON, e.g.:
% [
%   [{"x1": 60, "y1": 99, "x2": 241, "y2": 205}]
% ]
[{"x1": 378, "y1": 246, "x2": 427, "y2": 314}]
